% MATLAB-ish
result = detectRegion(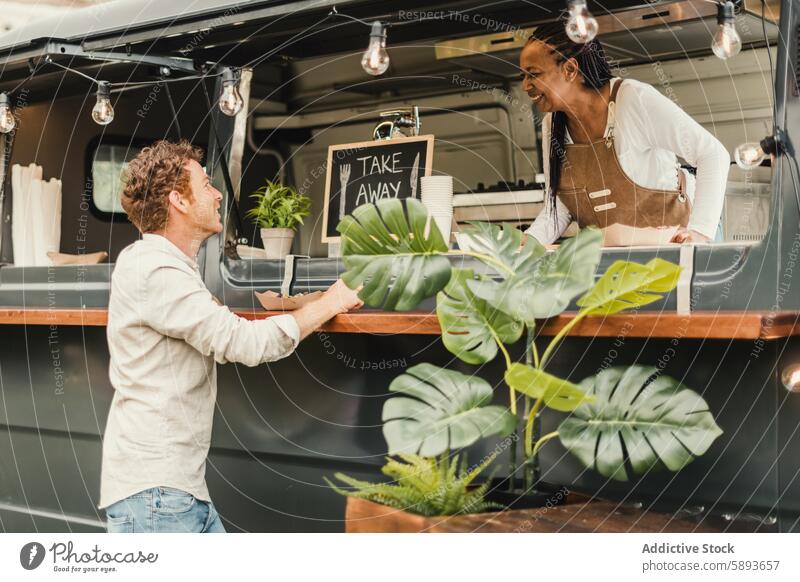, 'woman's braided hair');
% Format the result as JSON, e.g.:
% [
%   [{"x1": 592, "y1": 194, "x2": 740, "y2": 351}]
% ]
[{"x1": 527, "y1": 18, "x2": 612, "y2": 208}]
